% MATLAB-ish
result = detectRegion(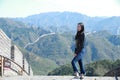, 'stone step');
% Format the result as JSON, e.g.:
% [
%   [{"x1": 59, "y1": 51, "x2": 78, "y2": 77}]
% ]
[{"x1": 0, "y1": 76, "x2": 119, "y2": 80}]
